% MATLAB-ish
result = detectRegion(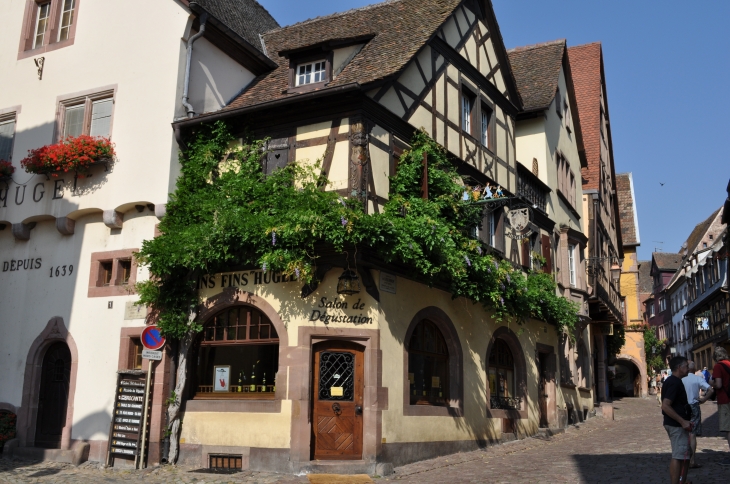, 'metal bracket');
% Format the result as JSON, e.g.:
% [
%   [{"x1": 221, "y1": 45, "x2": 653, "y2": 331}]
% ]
[{"x1": 34, "y1": 57, "x2": 45, "y2": 80}]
